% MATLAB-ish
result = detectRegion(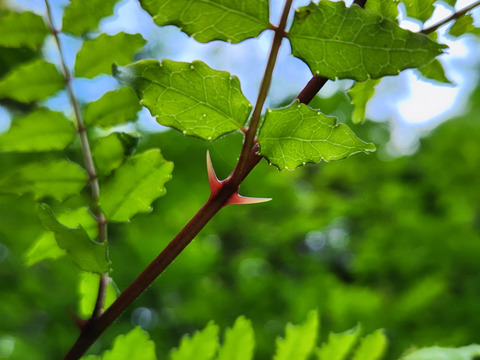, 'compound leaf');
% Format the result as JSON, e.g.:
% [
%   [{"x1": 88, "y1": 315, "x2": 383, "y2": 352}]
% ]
[
  {"x1": 348, "y1": 79, "x2": 379, "y2": 124},
  {"x1": 170, "y1": 321, "x2": 219, "y2": 360},
  {"x1": 401, "y1": 345, "x2": 480, "y2": 360},
  {"x1": 401, "y1": 0, "x2": 435, "y2": 22},
  {"x1": 92, "y1": 132, "x2": 139, "y2": 176},
  {"x1": 352, "y1": 329, "x2": 388, "y2": 360},
  {"x1": 99, "y1": 149, "x2": 173, "y2": 222},
  {"x1": 0, "y1": 108, "x2": 75, "y2": 152},
  {"x1": 217, "y1": 316, "x2": 254, "y2": 360},
  {"x1": 365, "y1": 0, "x2": 399, "y2": 21},
  {"x1": 289, "y1": 1, "x2": 445, "y2": 81},
  {"x1": 78, "y1": 273, "x2": 117, "y2": 318},
  {"x1": 0, "y1": 11, "x2": 49, "y2": 49},
  {"x1": 140, "y1": 0, "x2": 270, "y2": 43},
  {"x1": 114, "y1": 60, "x2": 251, "y2": 141},
  {"x1": 102, "y1": 327, "x2": 156, "y2": 360},
  {"x1": 75, "y1": 33, "x2": 146, "y2": 79},
  {"x1": 317, "y1": 325, "x2": 362, "y2": 360},
  {"x1": 258, "y1": 102, "x2": 375, "y2": 171},
  {"x1": 418, "y1": 59, "x2": 453, "y2": 84}
]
